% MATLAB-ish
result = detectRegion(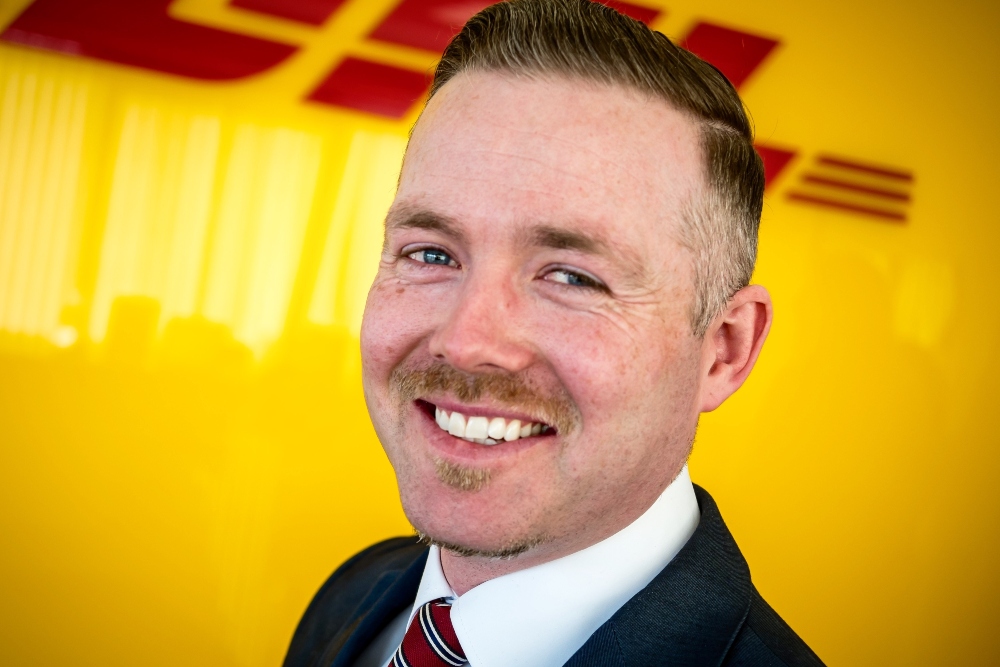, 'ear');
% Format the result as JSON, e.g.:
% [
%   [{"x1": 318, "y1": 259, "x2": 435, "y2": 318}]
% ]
[{"x1": 697, "y1": 284, "x2": 773, "y2": 412}]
